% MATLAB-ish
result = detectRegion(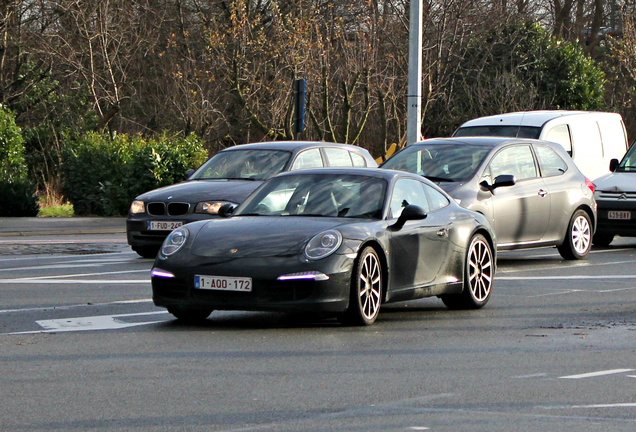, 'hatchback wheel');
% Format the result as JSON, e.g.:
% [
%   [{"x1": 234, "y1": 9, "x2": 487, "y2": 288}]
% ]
[
  {"x1": 557, "y1": 210, "x2": 592, "y2": 260},
  {"x1": 340, "y1": 246, "x2": 382, "y2": 326},
  {"x1": 441, "y1": 234, "x2": 493, "y2": 310}
]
